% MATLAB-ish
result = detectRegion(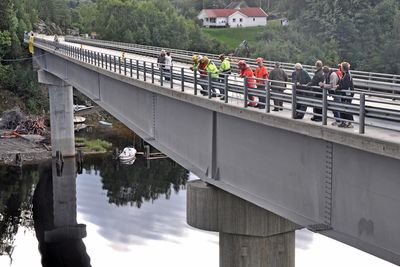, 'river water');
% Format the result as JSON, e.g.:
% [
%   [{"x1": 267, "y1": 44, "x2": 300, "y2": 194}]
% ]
[{"x1": 0, "y1": 125, "x2": 396, "y2": 267}]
